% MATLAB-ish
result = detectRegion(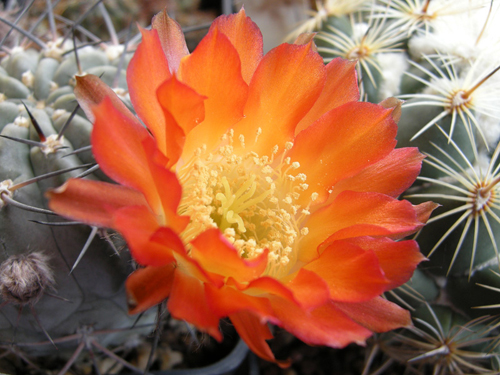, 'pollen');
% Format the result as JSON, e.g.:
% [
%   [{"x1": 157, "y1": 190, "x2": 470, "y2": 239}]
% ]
[{"x1": 178, "y1": 132, "x2": 312, "y2": 277}]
